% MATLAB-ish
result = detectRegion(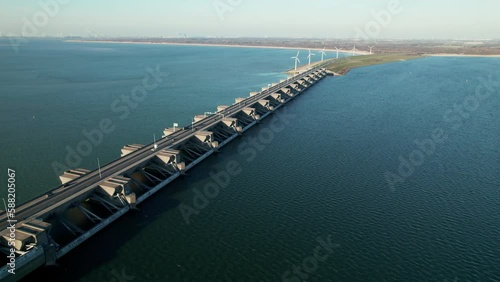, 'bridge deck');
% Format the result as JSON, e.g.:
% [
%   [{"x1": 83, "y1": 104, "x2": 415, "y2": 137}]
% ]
[{"x1": 0, "y1": 64, "x2": 331, "y2": 231}]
